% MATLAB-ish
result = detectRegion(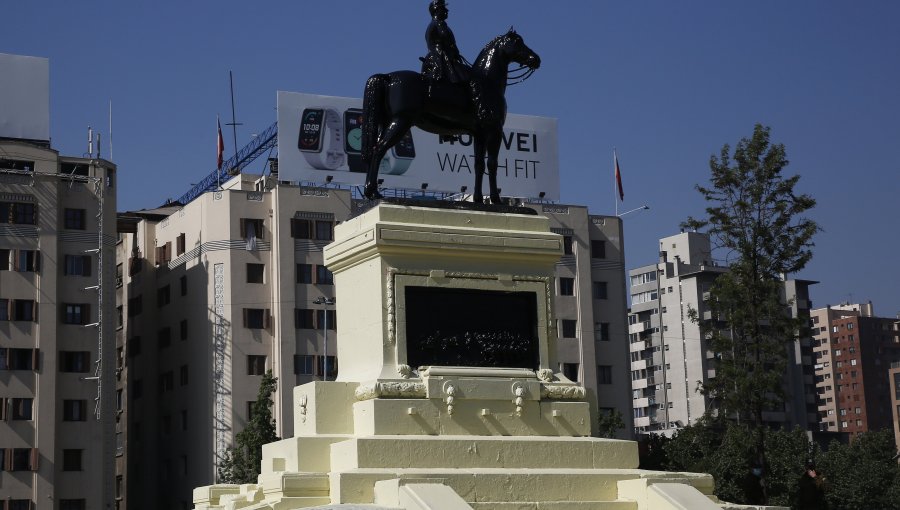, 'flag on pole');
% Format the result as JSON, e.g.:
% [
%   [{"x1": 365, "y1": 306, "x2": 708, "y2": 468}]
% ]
[
  {"x1": 614, "y1": 150, "x2": 624, "y2": 201},
  {"x1": 217, "y1": 116, "x2": 225, "y2": 170}
]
